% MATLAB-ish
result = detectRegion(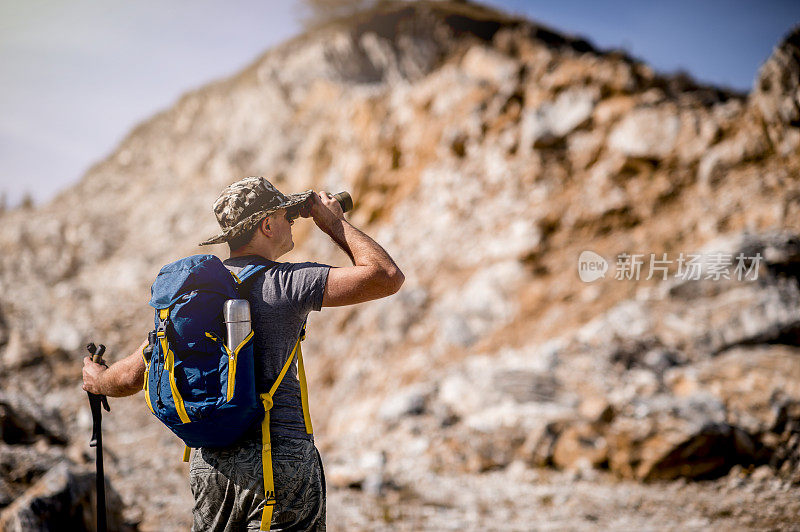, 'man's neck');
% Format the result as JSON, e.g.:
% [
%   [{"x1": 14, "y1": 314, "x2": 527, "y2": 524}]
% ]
[{"x1": 229, "y1": 247, "x2": 277, "y2": 261}]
